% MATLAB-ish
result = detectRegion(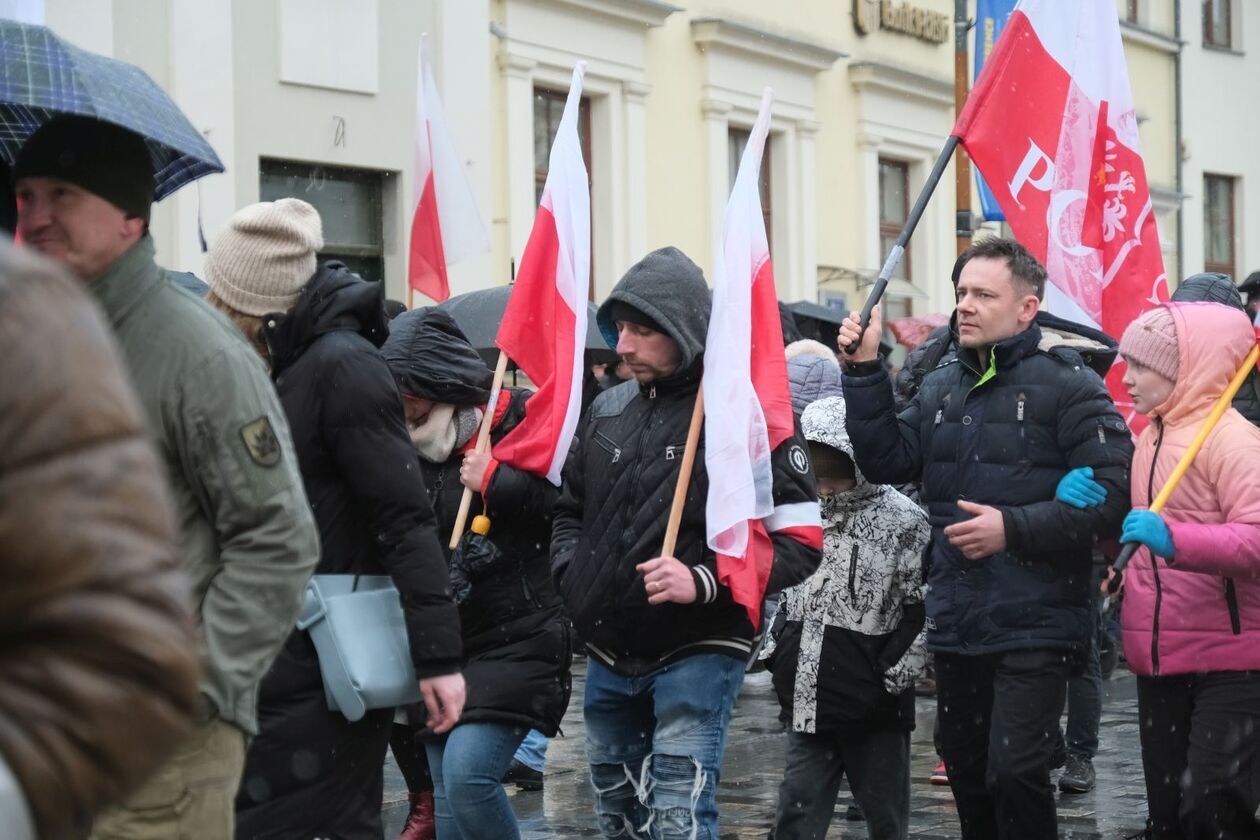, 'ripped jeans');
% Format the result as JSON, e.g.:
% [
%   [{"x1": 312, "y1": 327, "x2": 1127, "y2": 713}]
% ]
[{"x1": 583, "y1": 654, "x2": 745, "y2": 839}]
